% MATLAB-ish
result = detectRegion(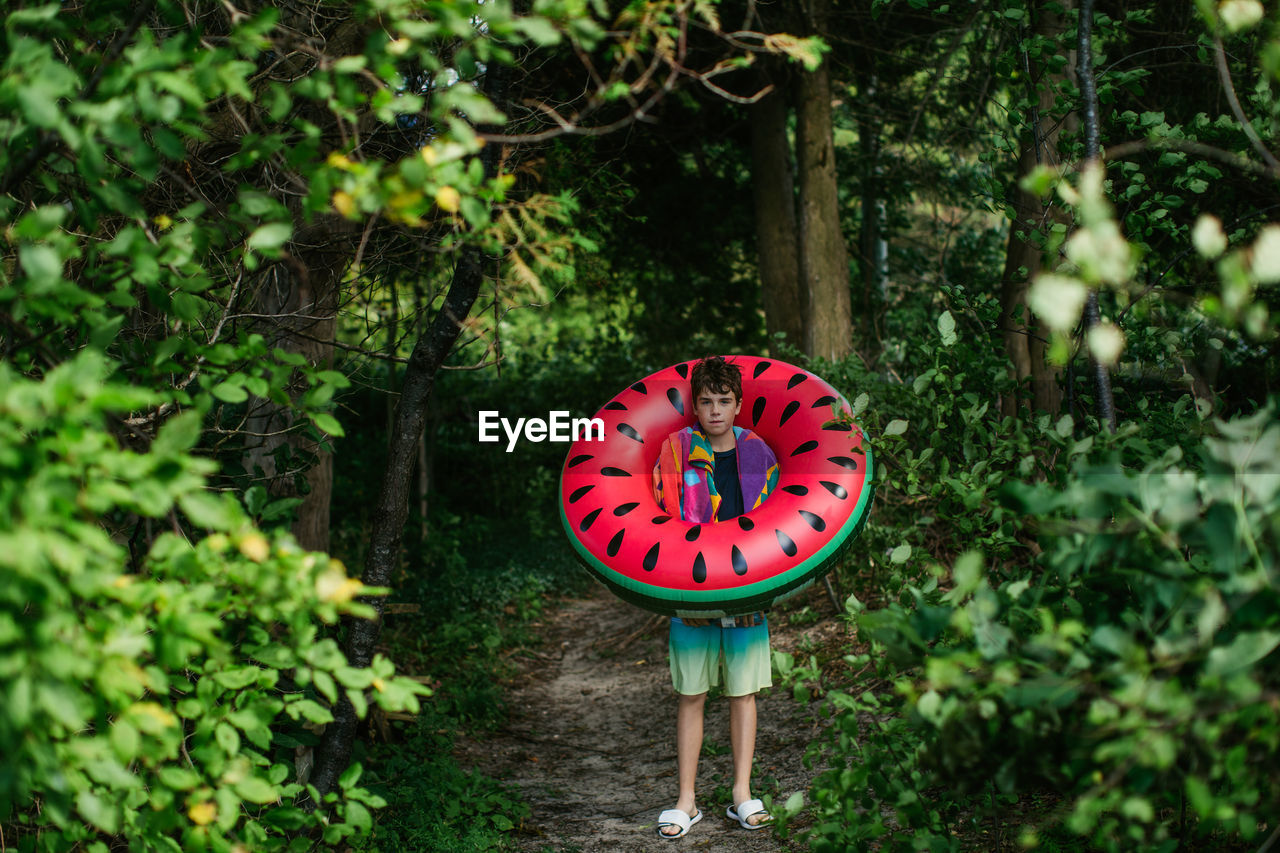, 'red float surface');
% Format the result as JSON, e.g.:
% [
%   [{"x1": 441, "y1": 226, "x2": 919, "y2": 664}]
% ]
[{"x1": 559, "y1": 356, "x2": 874, "y2": 616}]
